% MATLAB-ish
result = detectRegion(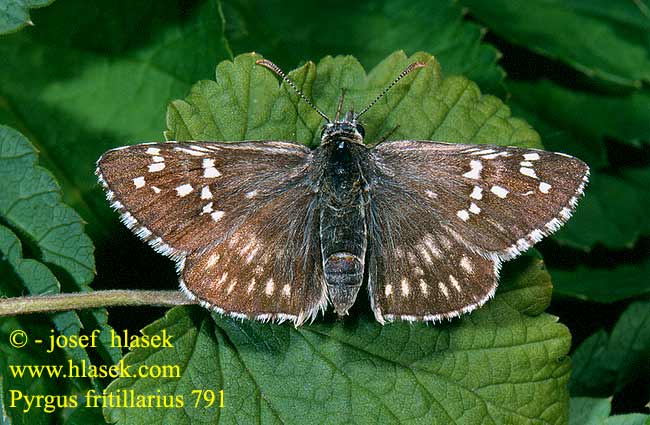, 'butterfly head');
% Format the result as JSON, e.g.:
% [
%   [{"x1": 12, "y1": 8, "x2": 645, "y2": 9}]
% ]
[{"x1": 320, "y1": 110, "x2": 365, "y2": 144}]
